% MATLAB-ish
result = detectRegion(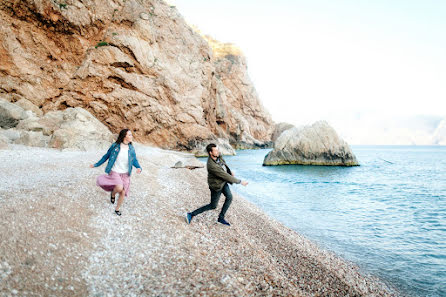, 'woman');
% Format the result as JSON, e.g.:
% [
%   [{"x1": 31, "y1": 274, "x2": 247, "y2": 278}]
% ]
[{"x1": 90, "y1": 129, "x2": 142, "y2": 216}]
